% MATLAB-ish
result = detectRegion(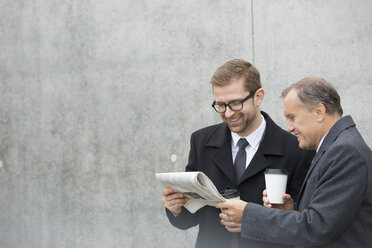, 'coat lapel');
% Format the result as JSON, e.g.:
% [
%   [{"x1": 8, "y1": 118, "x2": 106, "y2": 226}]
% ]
[
  {"x1": 296, "y1": 116, "x2": 356, "y2": 206},
  {"x1": 211, "y1": 143, "x2": 235, "y2": 184},
  {"x1": 205, "y1": 123, "x2": 235, "y2": 184},
  {"x1": 238, "y1": 151, "x2": 269, "y2": 184},
  {"x1": 296, "y1": 150, "x2": 324, "y2": 204}
]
